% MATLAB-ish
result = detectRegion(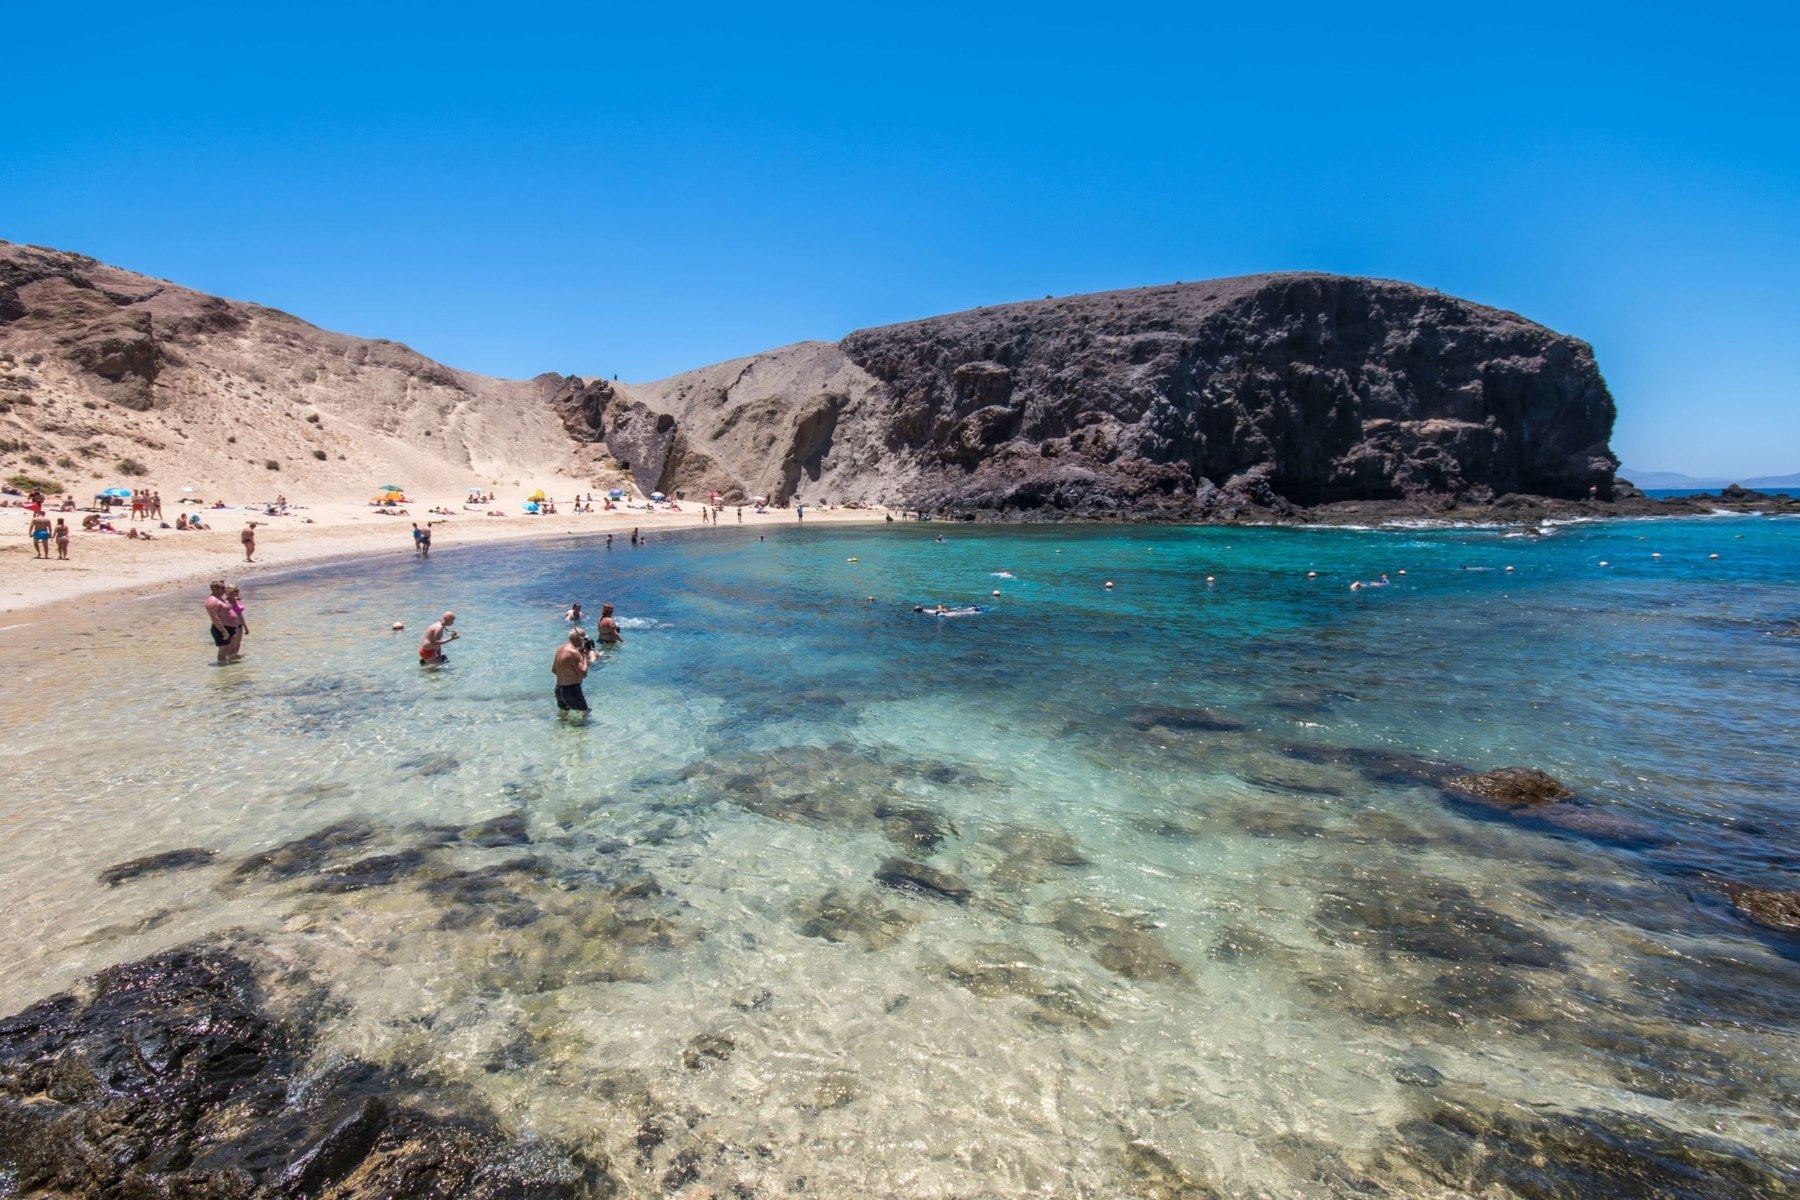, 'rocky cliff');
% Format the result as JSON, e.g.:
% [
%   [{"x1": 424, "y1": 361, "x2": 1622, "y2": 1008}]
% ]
[
  {"x1": 3, "y1": 241, "x2": 1626, "y2": 517},
  {"x1": 595, "y1": 274, "x2": 1620, "y2": 518}
]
